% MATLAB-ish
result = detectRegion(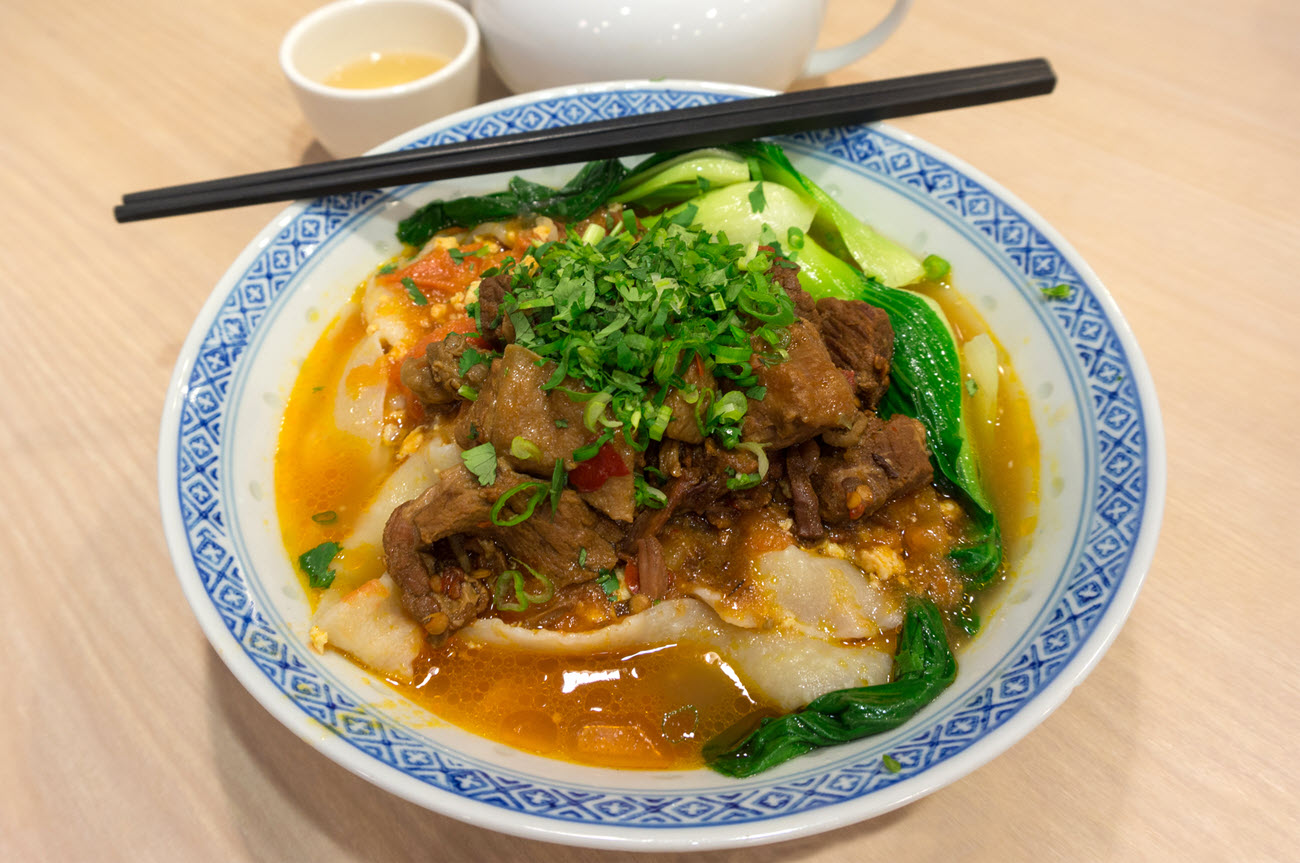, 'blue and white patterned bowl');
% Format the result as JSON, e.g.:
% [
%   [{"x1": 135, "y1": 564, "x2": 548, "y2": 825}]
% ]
[{"x1": 158, "y1": 81, "x2": 1164, "y2": 850}]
